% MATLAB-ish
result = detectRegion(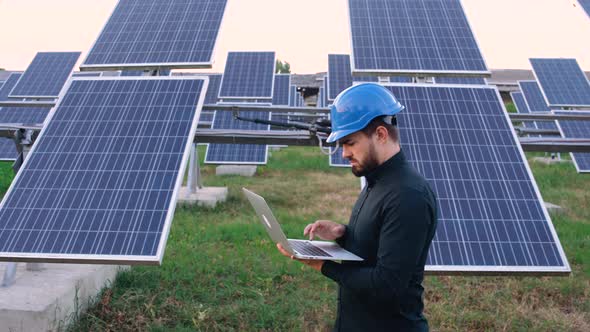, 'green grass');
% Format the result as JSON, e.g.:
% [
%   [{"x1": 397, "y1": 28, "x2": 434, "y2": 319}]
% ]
[{"x1": 1, "y1": 143, "x2": 589, "y2": 331}]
